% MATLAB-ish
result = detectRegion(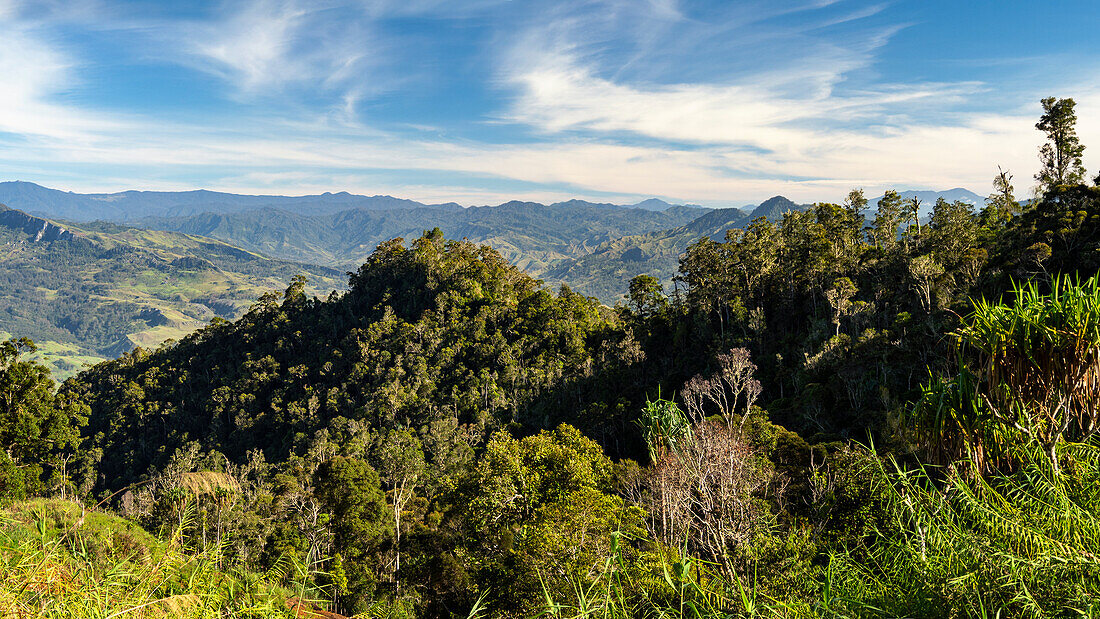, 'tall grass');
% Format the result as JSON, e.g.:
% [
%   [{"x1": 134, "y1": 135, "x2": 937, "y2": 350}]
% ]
[
  {"x1": 536, "y1": 530, "x2": 809, "y2": 619},
  {"x1": 824, "y1": 441, "x2": 1100, "y2": 618},
  {"x1": 914, "y1": 274, "x2": 1100, "y2": 474},
  {"x1": 0, "y1": 498, "x2": 320, "y2": 618}
]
